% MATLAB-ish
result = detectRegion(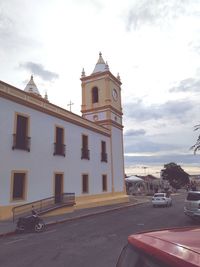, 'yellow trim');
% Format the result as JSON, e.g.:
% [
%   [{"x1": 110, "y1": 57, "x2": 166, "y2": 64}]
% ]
[
  {"x1": 80, "y1": 70, "x2": 122, "y2": 86},
  {"x1": 10, "y1": 170, "x2": 28, "y2": 203},
  {"x1": 81, "y1": 70, "x2": 122, "y2": 115},
  {"x1": 97, "y1": 120, "x2": 123, "y2": 130},
  {"x1": 81, "y1": 104, "x2": 123, "y2": 116},
  {"x1": 0, "y1": 205, "x2": 16, "y2": 220},
  {"x1": 42, "y1": 205, "x2": 74, "y2": 217},
  {"x1": 0, "y1": 192, "x2": 129, "y2": 220},
  {"x1": 75, "y1": 192, "x2": 128, "y2": 210},
  {"x1": 81, "y1": 82, "x2": 86, "y2": 111},
  {"x1": 0, "y1": 82, "x2": 110, "y2": 137},
  {"x1": 76, "y1": 192, "x2": 125, "y2": 201},
  {"x1": 105, "y1": 77, "x2": 109, "y2": 102}
]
